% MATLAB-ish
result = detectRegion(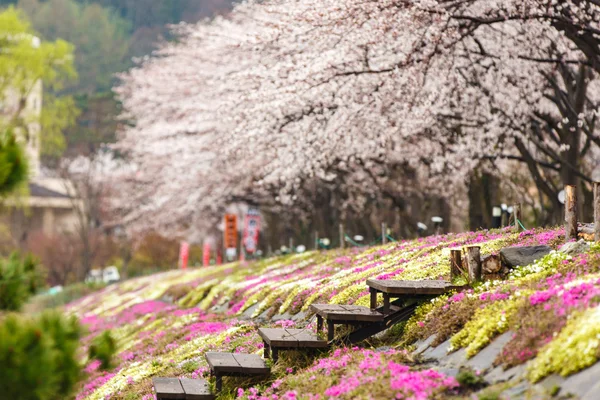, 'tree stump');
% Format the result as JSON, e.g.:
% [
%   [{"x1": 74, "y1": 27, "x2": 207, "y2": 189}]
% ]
[
  {"x1": 594, "y1": 183, "x2": 600, "y2": 242},
  {"x1": 466, "y1": 246, "x2": 482, "y2": 283},
  {"x1": 450, "y1": 249, "x2": 463, "y2": 280},
  {"x1": 565, "y1": 185, "x2": 577, "y2": 241}
]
